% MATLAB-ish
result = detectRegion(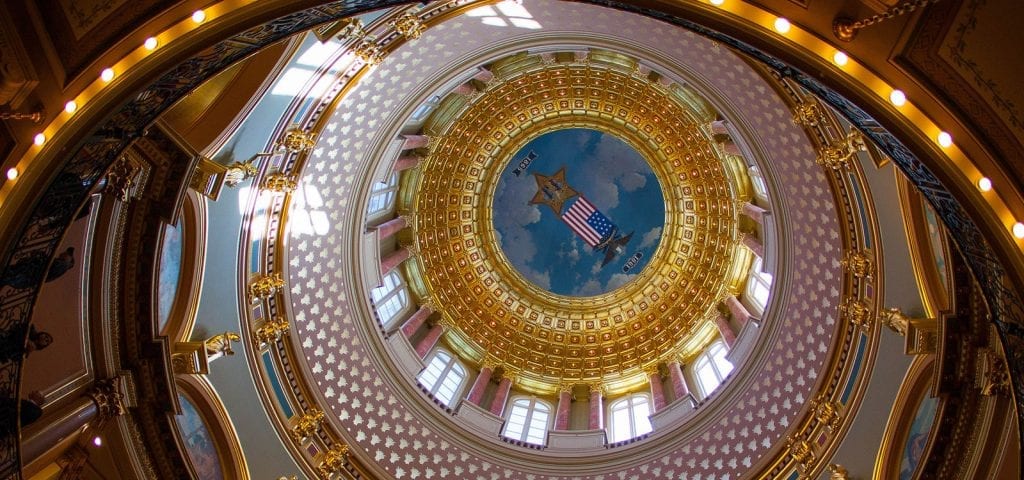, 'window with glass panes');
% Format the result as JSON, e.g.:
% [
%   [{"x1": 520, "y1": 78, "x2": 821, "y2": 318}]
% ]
[
  {"x1": 748, "y1": 165, "x2": 768, "y2": 201},
  {"x1": 370, "y1": 270, "x2": 408, "y2": 326},
  {"x1": 366, "y1": 173, "x2": 399, "y2": 217},
  {"x1": 745, "y1": 256, "x2": 773, "y2": 313},
  {"x1": 501, "y1": 397, "x2": 551, "y2": 445},
  {"x1": 416, "y1": 350, "x2": 466, "y2": 407},
  {"x1": 608, "y1": 394, "x2": 653, "y2": 442},
  {"x1": 693, "y1": 341, "x2": 734, "y2": 398}
]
